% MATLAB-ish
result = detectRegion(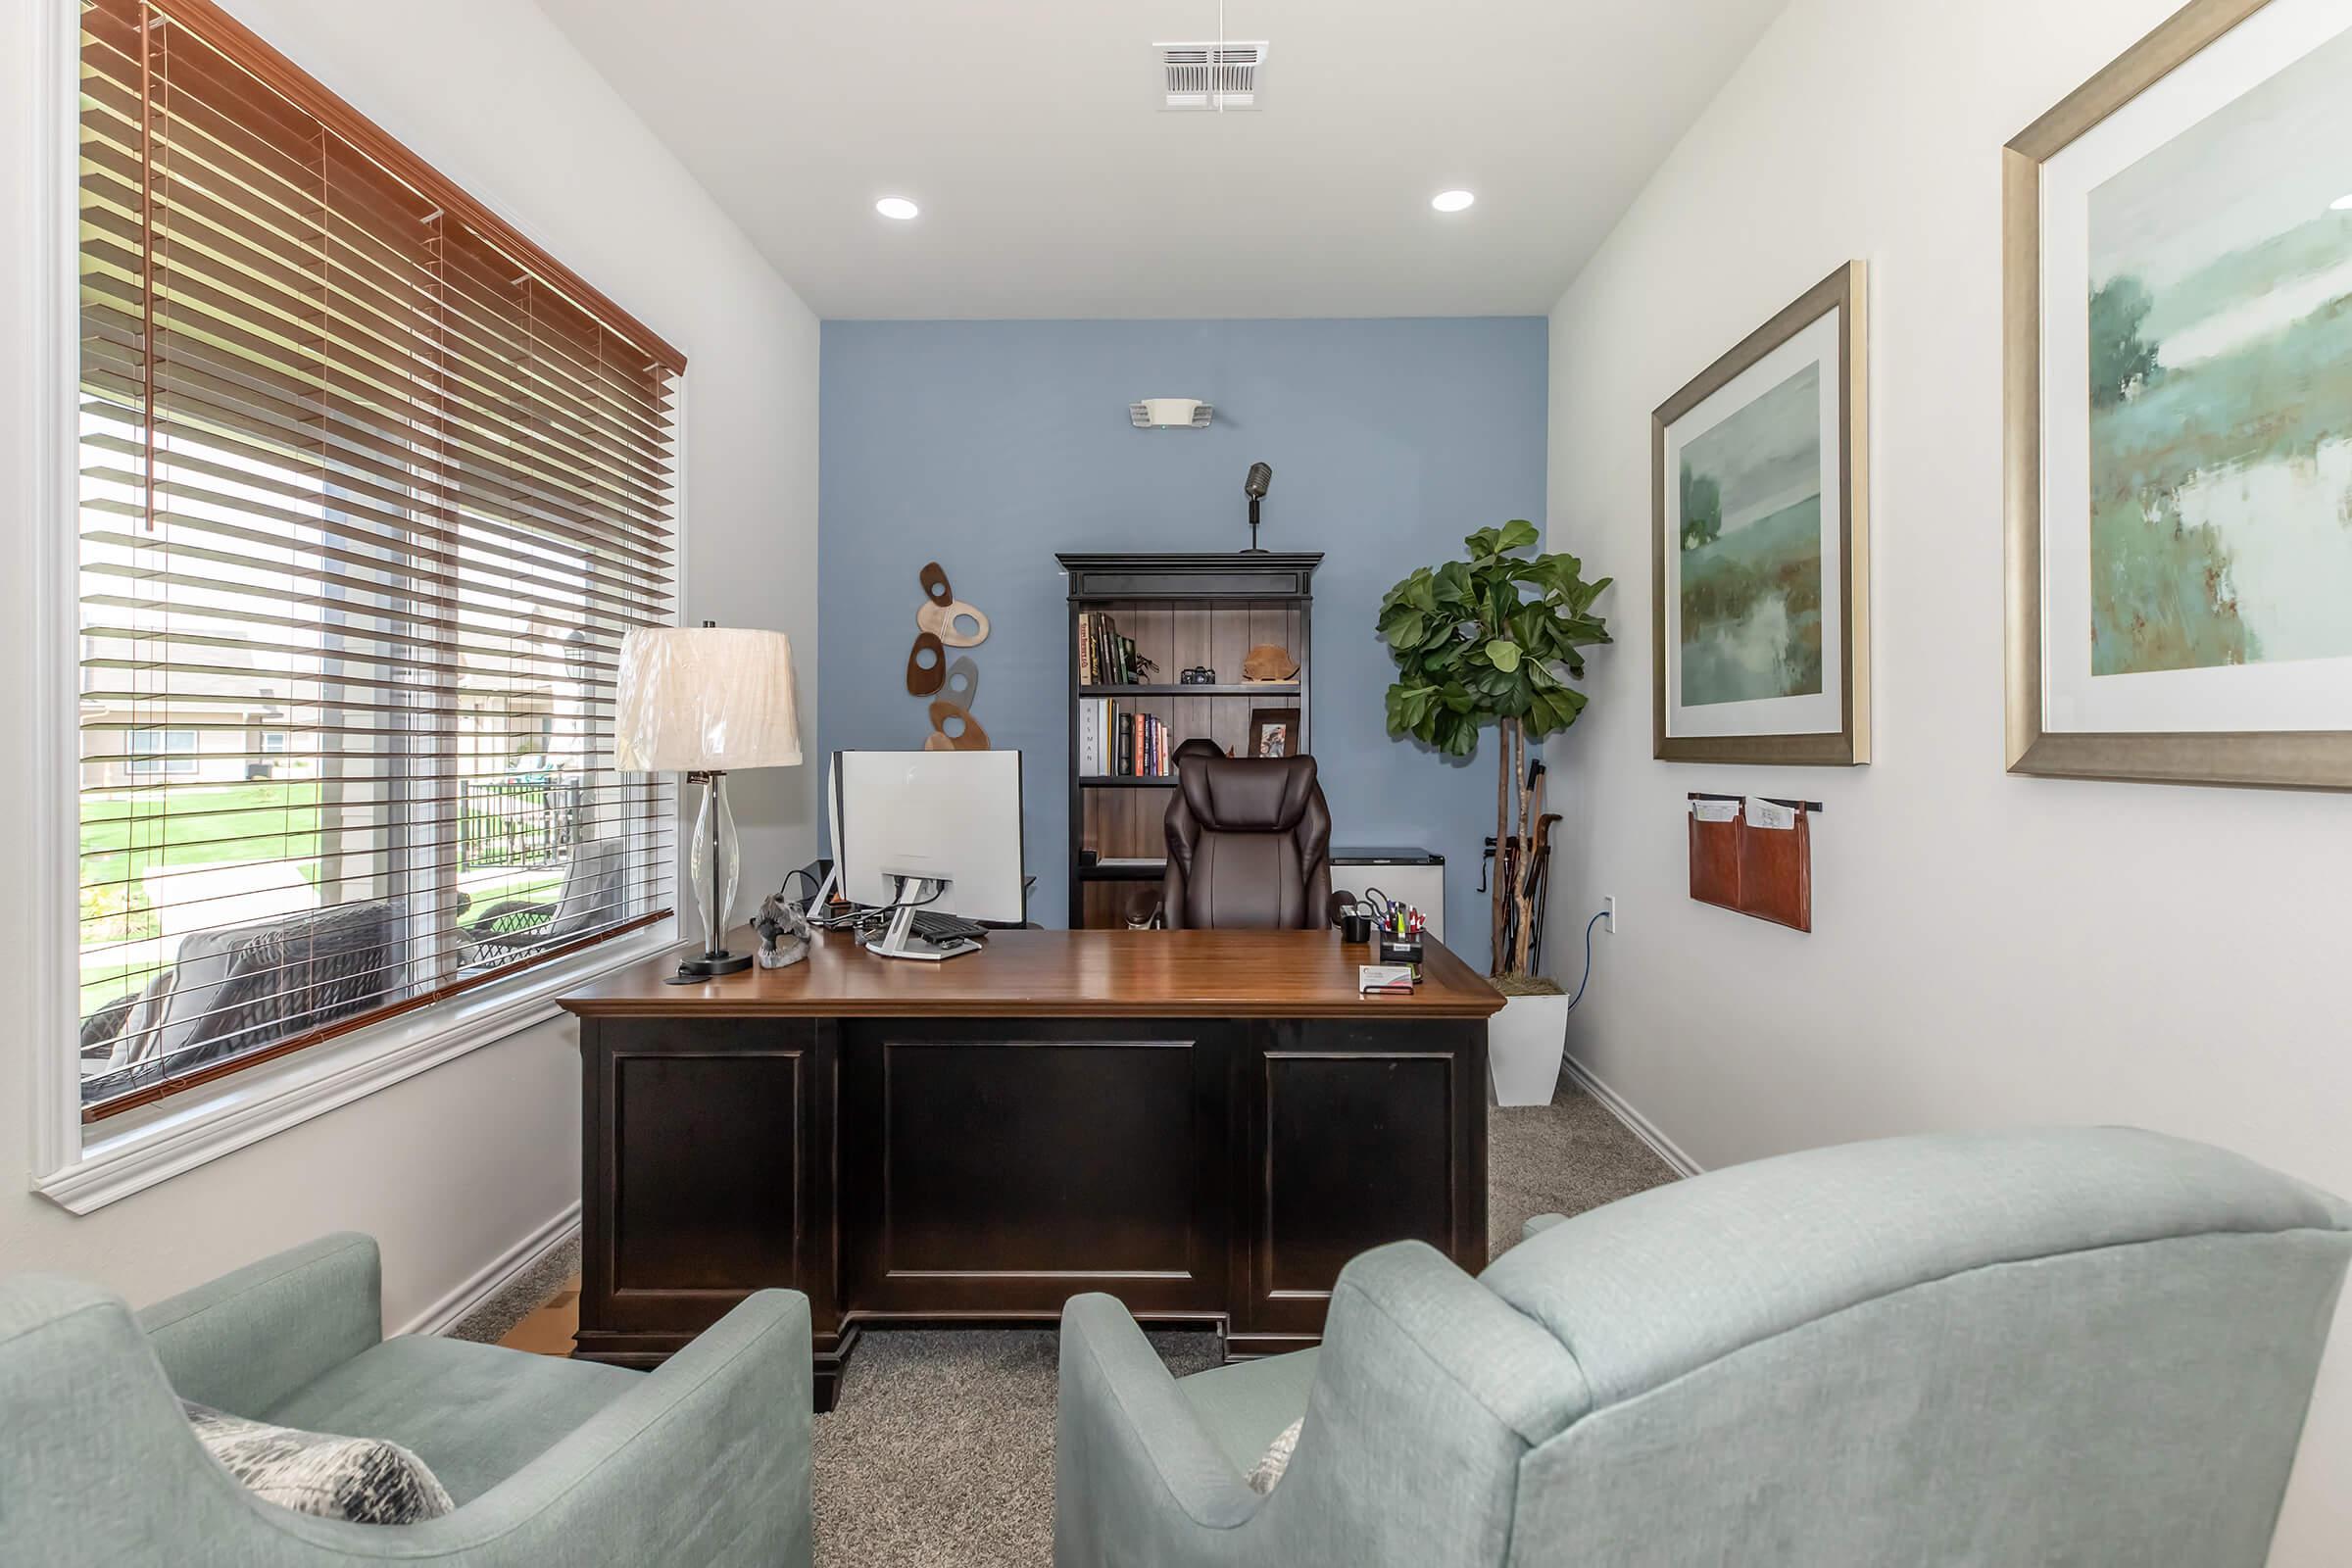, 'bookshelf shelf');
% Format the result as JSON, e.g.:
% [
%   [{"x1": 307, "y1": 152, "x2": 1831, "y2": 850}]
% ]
[
  {"x1": 1077, "y1": 858, "x2": 1169, "y2": 881},
  {"x1": 1076, "y1": 683, "x2": 1301, "y2": 698},
  {"x1": 1058, "y1": 552, "x2": 1320, "y2": 930}
]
